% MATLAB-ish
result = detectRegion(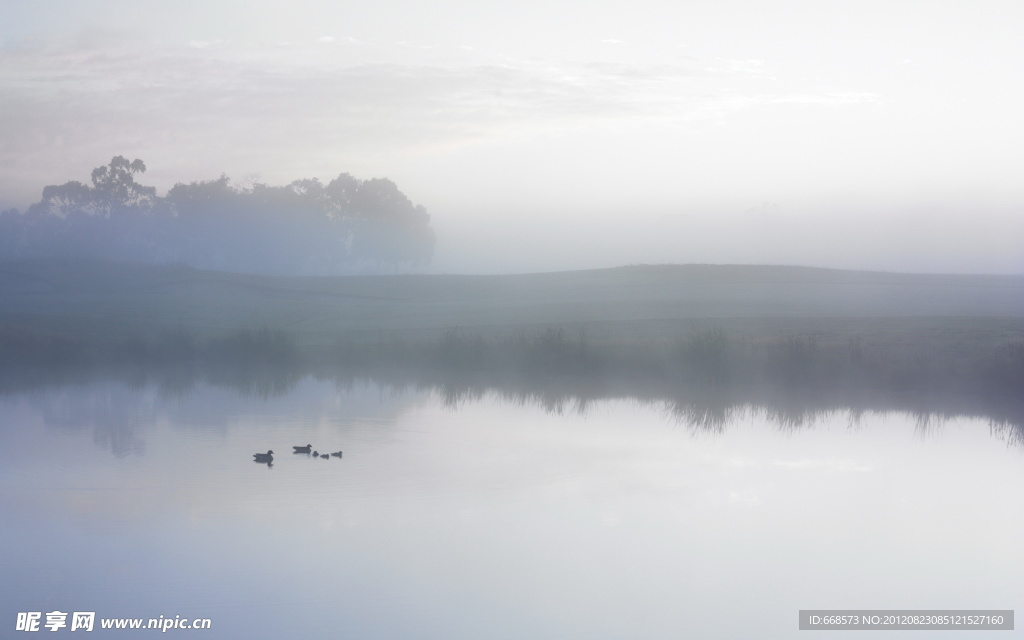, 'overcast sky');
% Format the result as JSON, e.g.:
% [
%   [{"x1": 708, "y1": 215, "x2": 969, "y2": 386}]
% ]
[{"x1": 2, "y1": 0, "x2": 1022, "y2": 273}]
